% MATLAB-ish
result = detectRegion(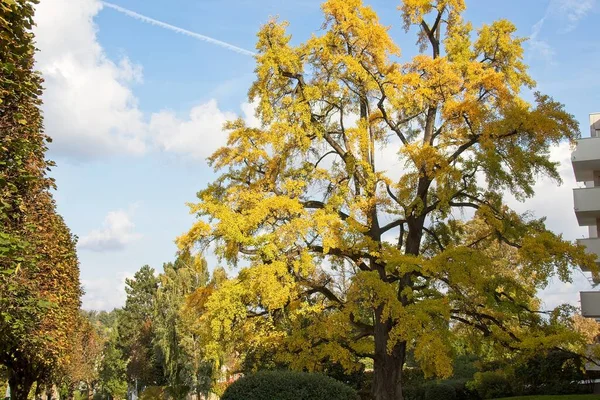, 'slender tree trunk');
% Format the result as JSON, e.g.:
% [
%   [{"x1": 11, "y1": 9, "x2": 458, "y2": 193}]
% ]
[
  {"x1": 8, "y1": 373, "x2": 34, "y2": 400},
  {"x1": 372, "y1": 307, "x2": 406, "y2": 400}
]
